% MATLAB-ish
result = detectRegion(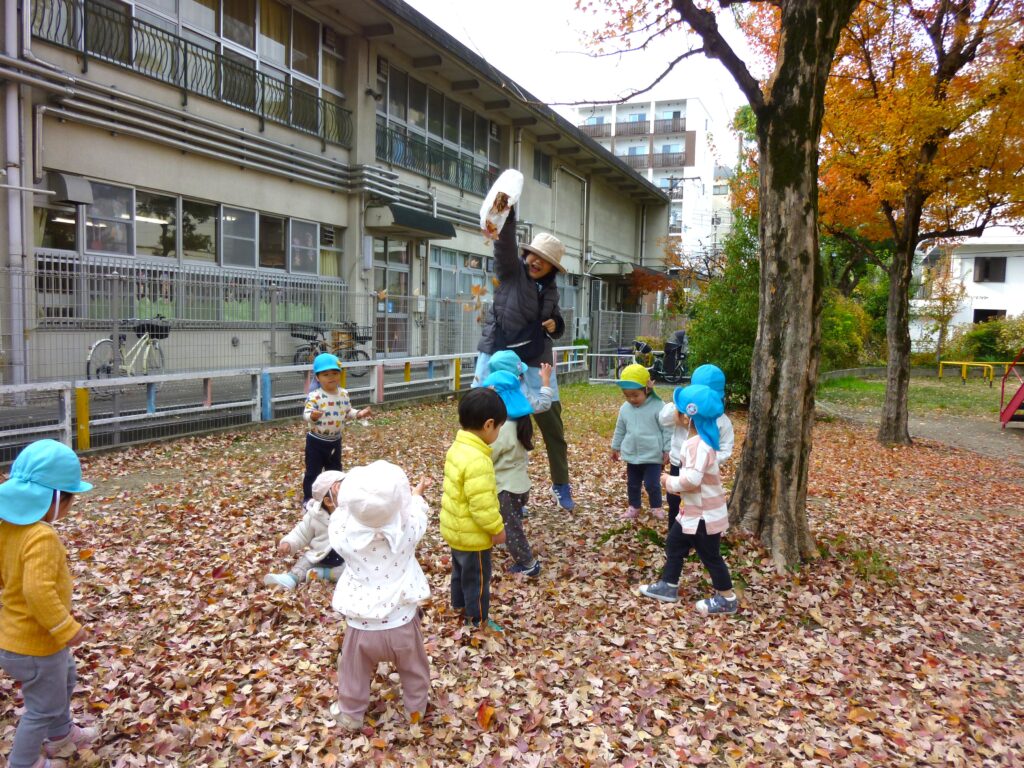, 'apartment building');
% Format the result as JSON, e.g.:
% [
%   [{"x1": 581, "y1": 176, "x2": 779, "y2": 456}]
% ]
[
  {"x1": 0, "y1": 0, "x2": 668, "y2": 382},
  {"x1": 575, "y1": 97, "x2": 724, "y2": 266}
]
